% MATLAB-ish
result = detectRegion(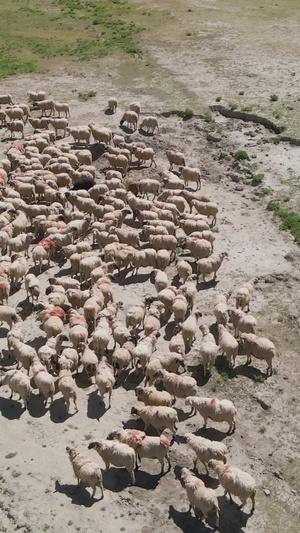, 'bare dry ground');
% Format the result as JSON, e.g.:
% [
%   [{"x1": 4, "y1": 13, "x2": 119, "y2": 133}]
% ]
[{"x1": 1, "y1": 1, "x2": 300, "y2": 533}]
